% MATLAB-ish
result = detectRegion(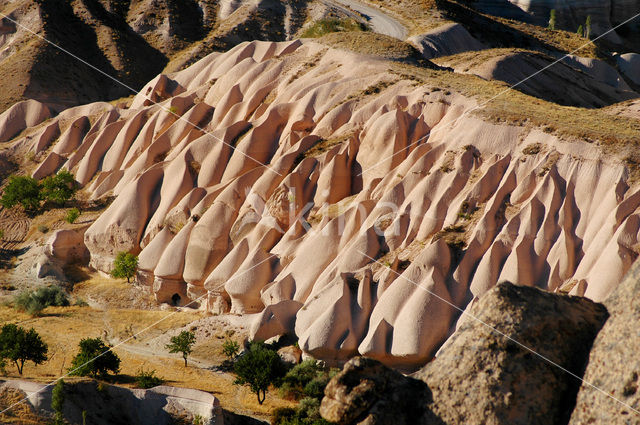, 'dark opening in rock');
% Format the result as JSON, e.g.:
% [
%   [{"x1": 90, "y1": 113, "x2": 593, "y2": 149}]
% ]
[{"x1": 171, "y1": 293, "x2": 181, "y2": 306}]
